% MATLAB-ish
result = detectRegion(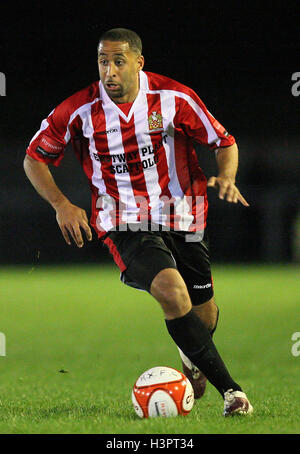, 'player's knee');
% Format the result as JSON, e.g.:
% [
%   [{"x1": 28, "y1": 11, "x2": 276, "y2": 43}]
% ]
[
  {"x1": 163, "y1": 285, "x2": 189, "y2": 307},
  {"x1": 161, "y1": 292, "x2": 192, "y2": 319},
  {"x1": 150, "y1": 268, "x2": 192, "y2": 319}
]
